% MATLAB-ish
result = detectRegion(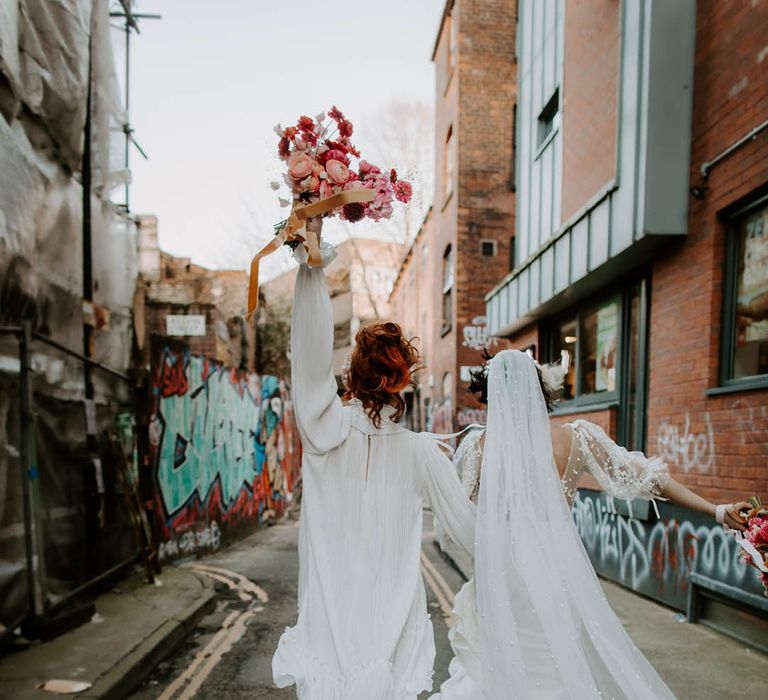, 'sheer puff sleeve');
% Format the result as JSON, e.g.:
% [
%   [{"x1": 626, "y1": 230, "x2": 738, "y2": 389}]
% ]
[
  {"x1": 422, "y1": 436, "x2": 476, "y2": 556},
  {"x1": 570, "y1": 419, "x2": 670, "y2": 502}
]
